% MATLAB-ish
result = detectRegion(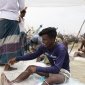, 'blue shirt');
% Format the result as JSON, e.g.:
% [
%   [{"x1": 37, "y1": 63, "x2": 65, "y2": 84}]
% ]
[{"x1": 16, "y1": 43, "x2": 70, "y2": 73}]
